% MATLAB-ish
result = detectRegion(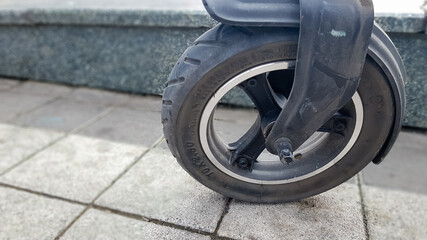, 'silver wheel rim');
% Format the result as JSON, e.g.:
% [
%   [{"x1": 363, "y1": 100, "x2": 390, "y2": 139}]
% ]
[{"x1": 199, "y1": 61, "x2": 364, "y2": 184}]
